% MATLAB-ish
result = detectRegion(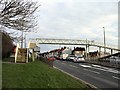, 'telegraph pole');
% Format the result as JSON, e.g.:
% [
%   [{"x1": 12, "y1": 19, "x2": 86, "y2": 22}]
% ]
[{"x1": 103, "y1": 27, "x2": 106, "y2": 54}]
